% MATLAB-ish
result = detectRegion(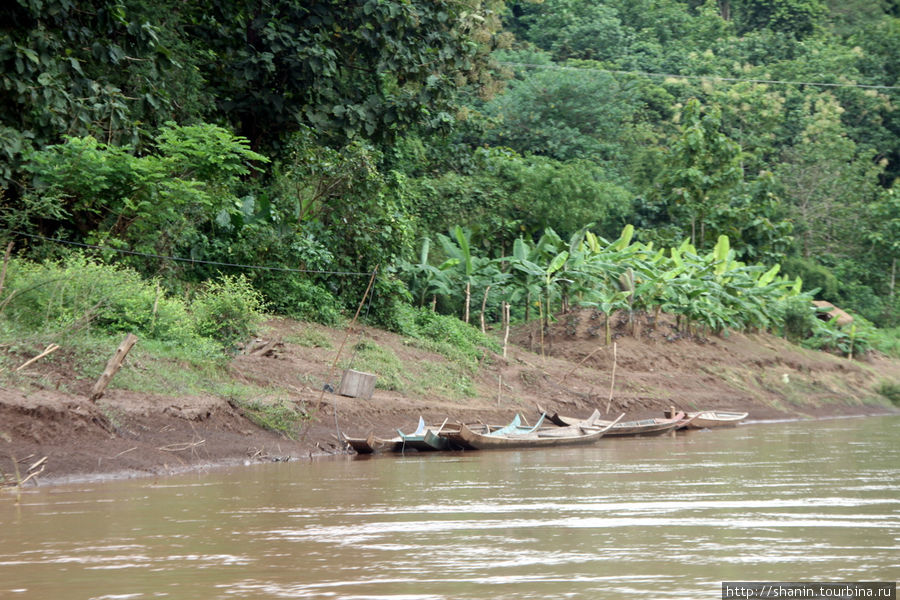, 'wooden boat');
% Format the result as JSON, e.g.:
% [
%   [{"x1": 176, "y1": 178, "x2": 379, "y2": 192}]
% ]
[
  {"x1": 397, "y1": 417, "x2": 452, "y2": 451},
  {"x1": 344, "y1": 417, "x2": 451, "y2": 453},
  {"x1": 546, "y1": 409, "x2": 685, "y2": 437},
  {"x1": 342, "y1": 432, "x2": 402, "y2": 454},
  {"x1": 436, "y1": 415, "x2": 529, "y2": 451},
  {"x1": 453, "y1": 412, "x2": 624, "y2": 450},
  {"x1": 679, "y1": 411, "x2": 748, "y2": 429}
]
